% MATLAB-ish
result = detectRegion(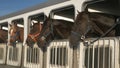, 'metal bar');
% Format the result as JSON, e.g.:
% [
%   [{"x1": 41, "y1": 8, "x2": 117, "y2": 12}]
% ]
[
  {"x1": 58, "y1": 47, "x2": 60, "y2": 66},
  {"x1": 11, "y1": 47, "x2": 13, "y2": 64},
  {"x1": 108, "y1": 39, "x2": 110, "y2": 68},
  {"x1": 88, "y1": 46, "x2": 90, "y2": 68},
  {"x1": 98, "y1": 40, "x2": 100, "y2": 68},
  {"x1": 55, "y1": 46, "x2": 57, "y2": 67},
  {"x1": 34, "y1": 48, "x2": 37, "y2": 64},
  {"x1": 103, "y1": 39, "x2": 105, "y2": 68},
  {"x1": 92, "y1": 43, "x2": 94, "y2": 68}
]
